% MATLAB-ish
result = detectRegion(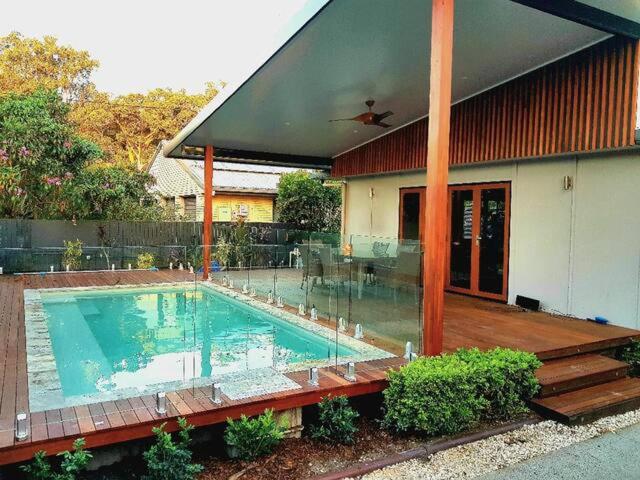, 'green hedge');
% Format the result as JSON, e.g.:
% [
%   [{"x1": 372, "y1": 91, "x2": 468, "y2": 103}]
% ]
[
  {"x1": 456, "y1": 347, "x2": 542, "y2": 419},
  {"x1": 382, "y1": 347, "x2": 541, "y2": 436}
]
